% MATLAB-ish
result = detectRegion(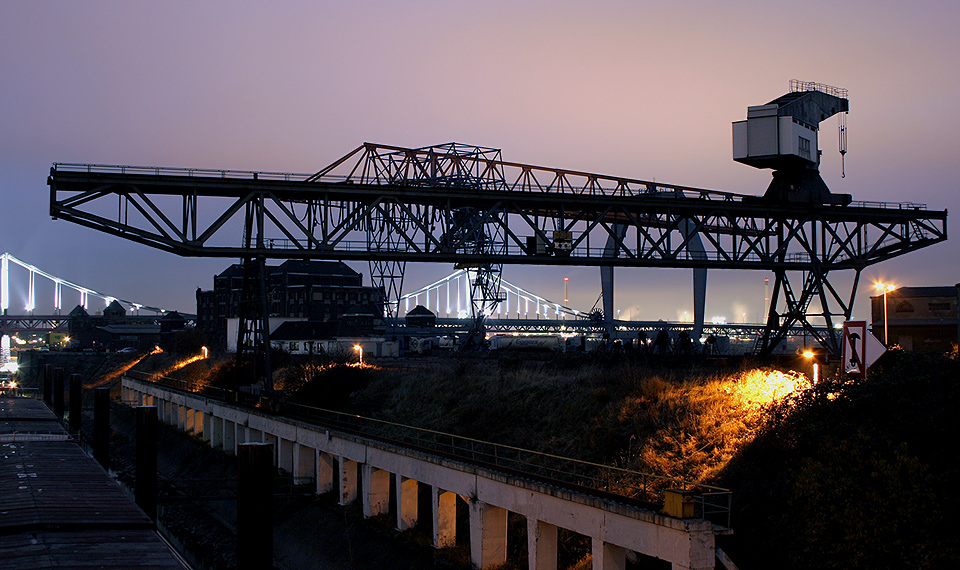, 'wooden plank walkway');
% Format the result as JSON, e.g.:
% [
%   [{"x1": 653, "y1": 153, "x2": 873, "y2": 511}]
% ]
[{"x1": 0, "y1": 396, "x2": 189, "y2": 569}]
